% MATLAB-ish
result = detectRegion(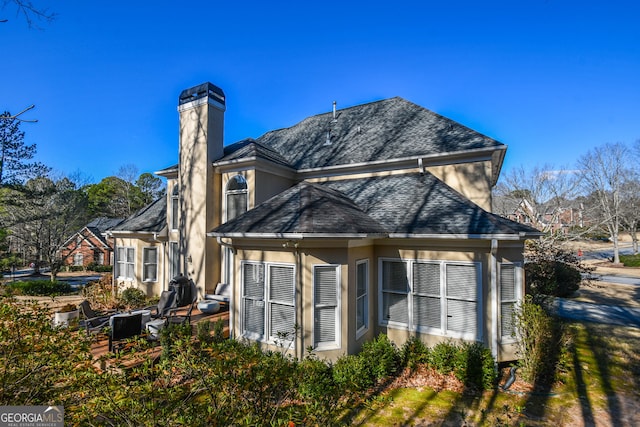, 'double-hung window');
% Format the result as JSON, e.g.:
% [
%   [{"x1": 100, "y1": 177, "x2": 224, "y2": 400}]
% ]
[
  {"x1": 380, "y1": 258, "x2": 481, "y2": 340},
  {"x1": 171, "y1": 186, "x2": 179, "y2": 231},
  {"x1": 143, "y1": 247, "x2": 158, "y2": 282},
  {"x1": 499, "y1": 263, "x2": 521, "y2": 342},
  {"x1": 226, "y1": 175, "x2": 248, "y2": 221},
  {"x1": 356, "y1": 260, "x2": 369, "y2": 338},
  {"x1": 242, "y1": 262, "x2": 296, "y2": 343},
  {"x1": 116, "y1": 247, "x2": 135, "y2": 280},
  {"x1": 314, "y1": 265, "x2": 340, "y2": 349}
]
